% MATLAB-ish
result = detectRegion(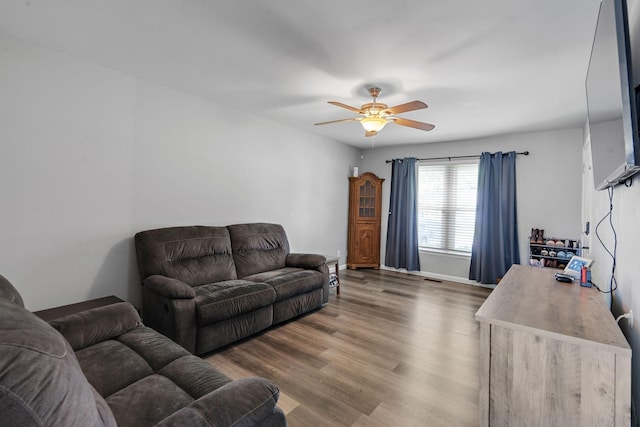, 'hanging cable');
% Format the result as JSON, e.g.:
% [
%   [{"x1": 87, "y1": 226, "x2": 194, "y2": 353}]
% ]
[{"x1": 593, "y1": 187, "x2": 618, "y2": 308}]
